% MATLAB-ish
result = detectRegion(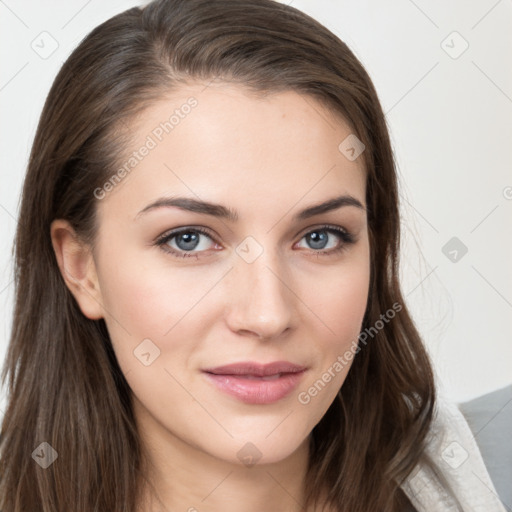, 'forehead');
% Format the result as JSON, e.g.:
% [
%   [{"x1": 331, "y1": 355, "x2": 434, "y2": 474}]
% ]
[{"x1": 97, "y1": 82, "x2": 367, "y2": 222}]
